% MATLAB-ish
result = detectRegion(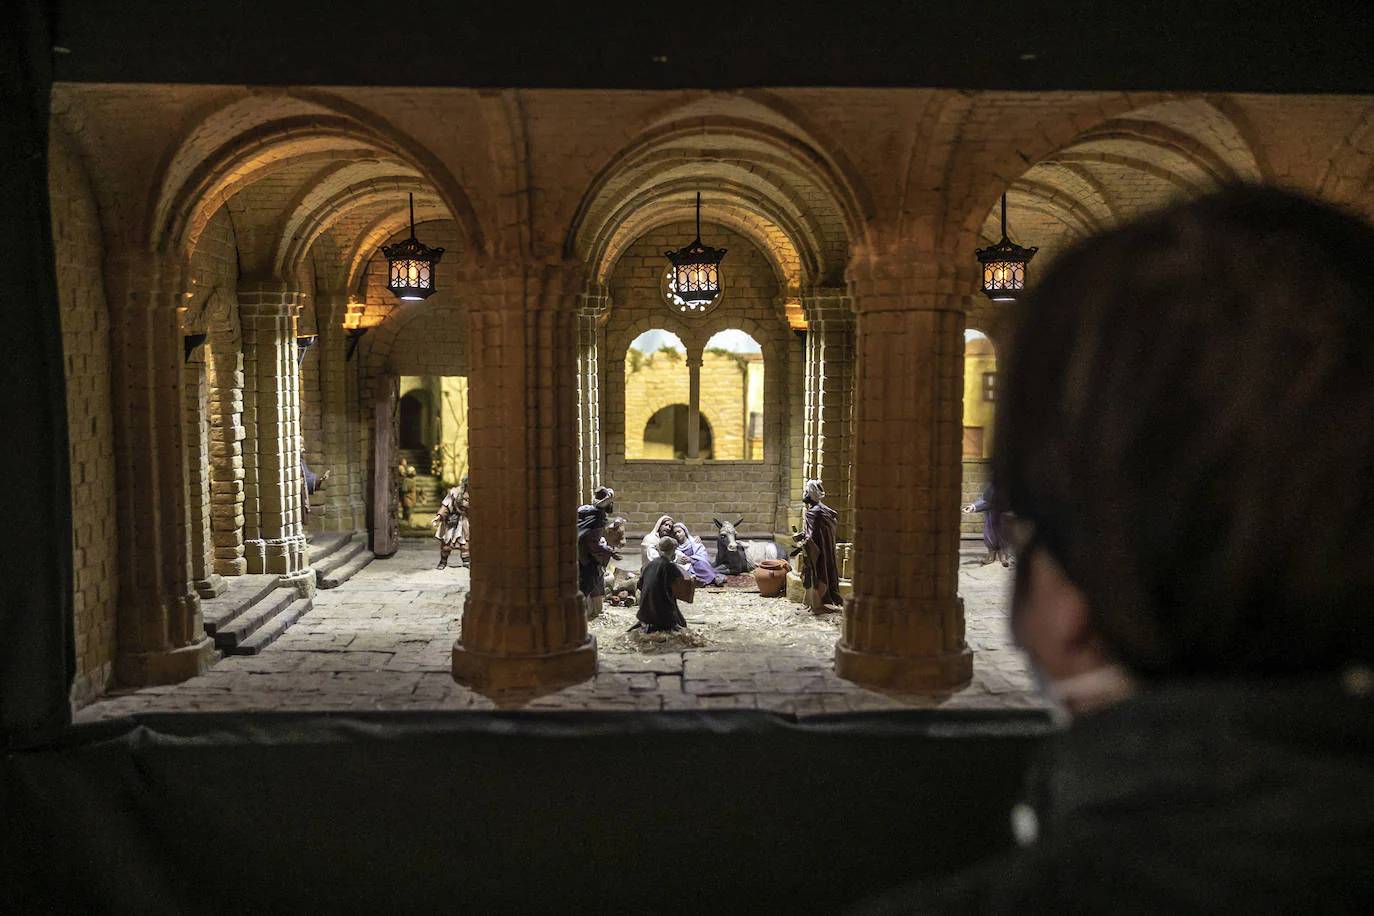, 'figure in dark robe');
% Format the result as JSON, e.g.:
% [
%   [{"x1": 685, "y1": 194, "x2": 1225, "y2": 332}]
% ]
[
  {"x1": 635, "y1": 536, "x2": 688, "y2": 633},
  {"x1": 794, "y1": 478, "x2": 842, "y2": 614},
  {"x1": 577, "y1": 486, "x2": 620, "y2": 619}
]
